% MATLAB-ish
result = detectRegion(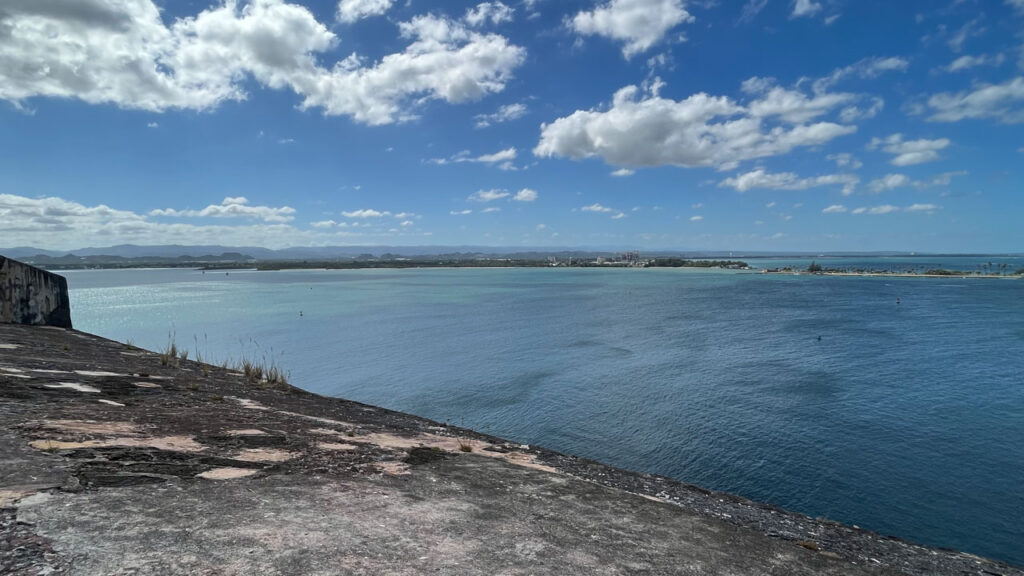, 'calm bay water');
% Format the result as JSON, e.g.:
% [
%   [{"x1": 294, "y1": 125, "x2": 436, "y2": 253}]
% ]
[{"x1": 63, "y1": 266, "x2": 1024, "y2": 566}]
